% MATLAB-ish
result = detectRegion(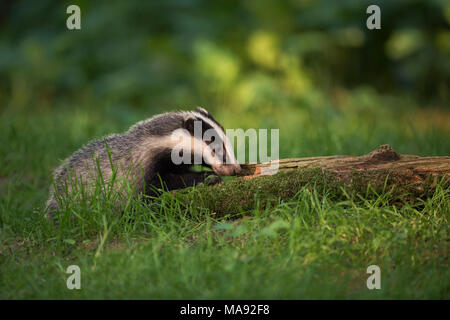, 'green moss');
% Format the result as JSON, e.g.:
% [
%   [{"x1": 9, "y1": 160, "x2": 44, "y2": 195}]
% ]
[{"x1": 176, "y1": 168, "x2": 447, "y2": 216}]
